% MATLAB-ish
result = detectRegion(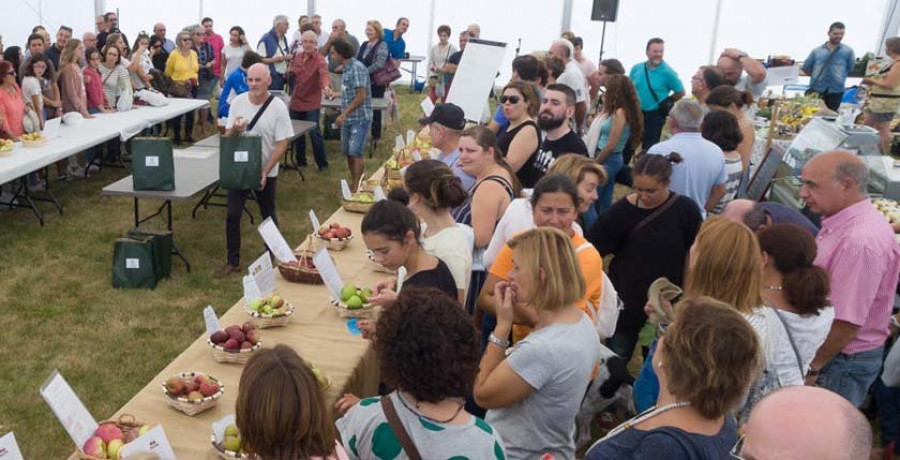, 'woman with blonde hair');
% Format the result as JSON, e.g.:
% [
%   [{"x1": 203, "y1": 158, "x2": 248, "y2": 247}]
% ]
[
  {"x1": 236, "y1": 344, "x2": 347, "y2": 459},
  {"x1": 475, "y1": 227, "x2": 602, "y2": 459},
  {"x1": 357, "y1": 20, "x2": 389, "y2": 142}
]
